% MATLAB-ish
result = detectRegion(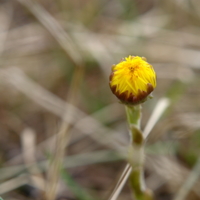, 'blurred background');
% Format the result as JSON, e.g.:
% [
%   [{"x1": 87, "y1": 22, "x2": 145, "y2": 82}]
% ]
[{"x1": 0, "y1": 0, "x2": 200, "y2": 200}]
